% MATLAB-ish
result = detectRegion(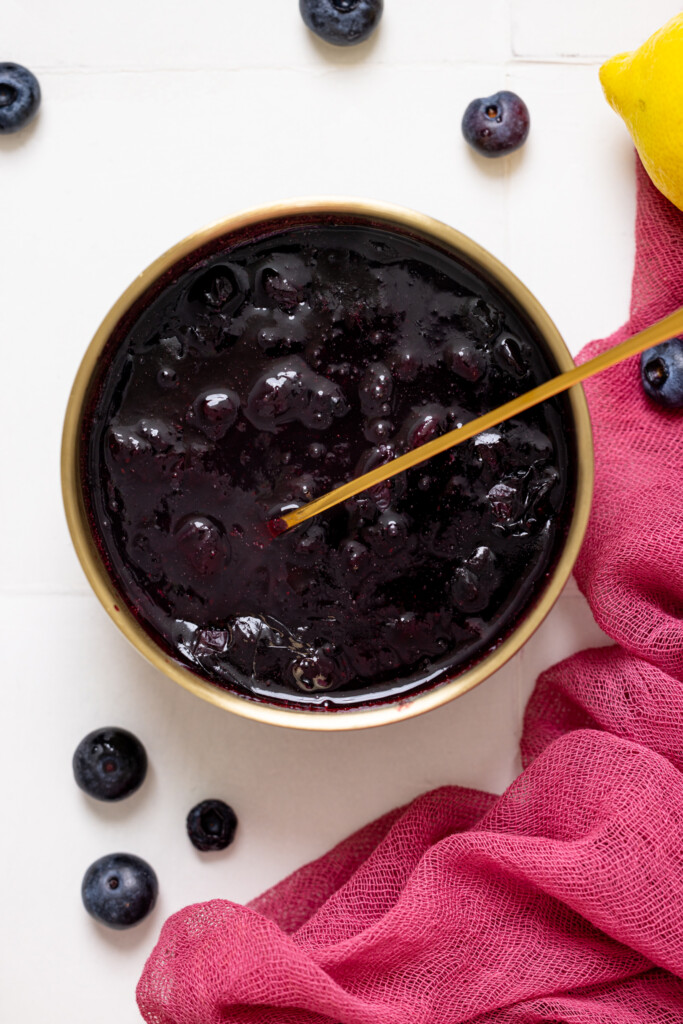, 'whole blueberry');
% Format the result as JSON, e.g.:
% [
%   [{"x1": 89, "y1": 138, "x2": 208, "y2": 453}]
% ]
[
  {"x1": 186, "y1": 799, "x2": 238, "y2": 852},
  {"x1": 299, "y1": 0, "x2": 383, "y2": 47},
  {"x1": 462, "y1": 91, "x2": 530, "y2": 158},
  {"x1": 73, "y1": 727, "x2": 147, "y2": 801},
  {"x1": 0, "y1": 63, "x2": 41, "y2": 134},
  {"x1": 82, "y1": 853, "x2": 158, "y2": 930},
  {"x1": 640, "y1": 338, "x2": 683, "y2": 408}
]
